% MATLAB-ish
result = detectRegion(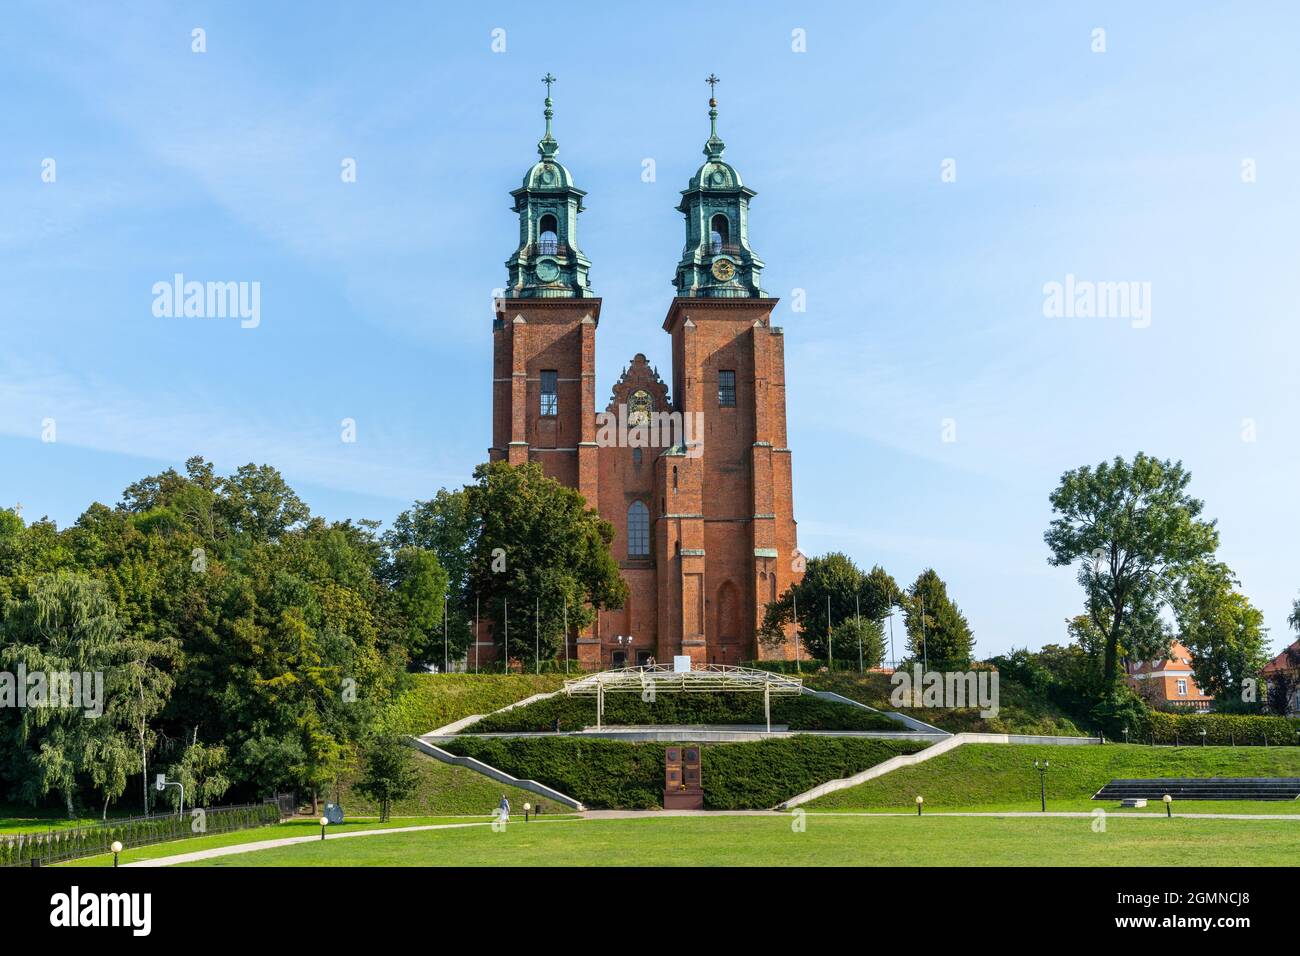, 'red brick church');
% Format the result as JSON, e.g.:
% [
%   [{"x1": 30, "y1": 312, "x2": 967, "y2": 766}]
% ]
[{"x1": 489, "y1": 77, "x2": 802, "y2": 669}]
